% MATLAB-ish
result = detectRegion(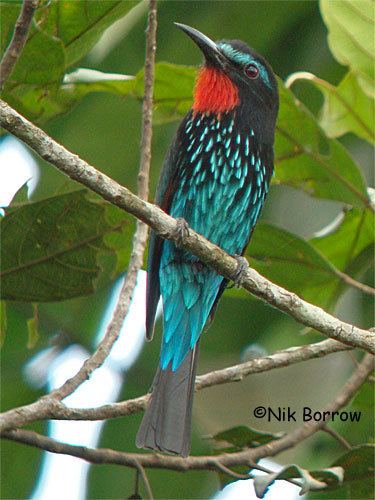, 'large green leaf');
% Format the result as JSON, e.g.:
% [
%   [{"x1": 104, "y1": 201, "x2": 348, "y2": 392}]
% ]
[
  {"x1": 320, "y1": 0, "x2": 375, "y2": 98},
  {"x1": 3, "y1": 62, "x2": 195, "y2": 125},
  {"x1": 288, "y1": 71, "x2": 374, "y2": 144},
  {"x1": 0, "y1": 0, "x2": 138, "y2": 120},
  {"x1": 275, "y1": 83, "x2": 369, "y2": 208},
  {"x1": 33, "y1": 0, "x2": 138, "y2": 67},
  {"x1": 243, "y1": 222, "x2": 341, "y2": 308},
  {"x1": 0, "y1": 2, "x2": 66, "y2": 88},
  {"x1": 0, "y1": 191, "x2": 133, "y2": 302},
  {"x1": 3, "y1": 68, "x2": 134, "y2": 124},
  {"x1": 332, "y1": 444, "x2": 374, "y2": 482}
]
